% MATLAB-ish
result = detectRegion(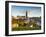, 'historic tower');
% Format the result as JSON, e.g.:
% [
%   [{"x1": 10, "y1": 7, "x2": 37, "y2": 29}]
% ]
[{"x1": 26, "y1": 11, "x2": 28, "y2": 18}]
